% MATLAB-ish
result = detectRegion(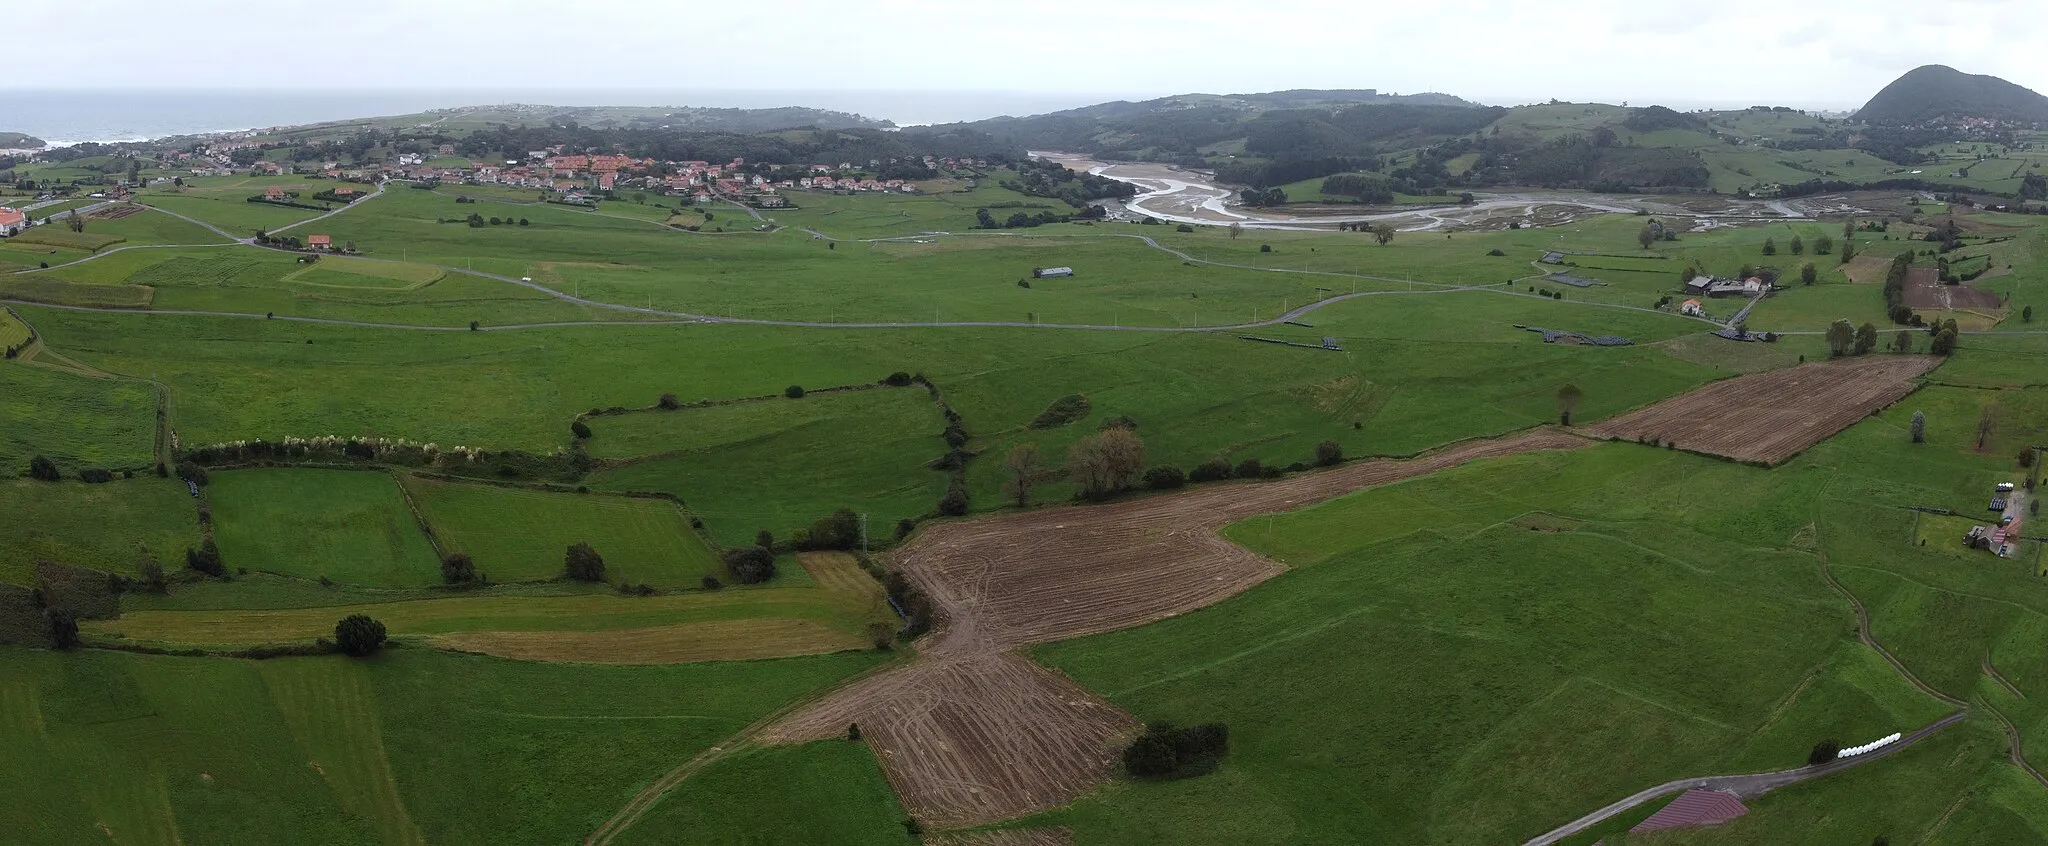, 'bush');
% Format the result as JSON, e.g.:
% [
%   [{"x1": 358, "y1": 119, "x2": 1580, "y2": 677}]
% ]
[
  {"x1": 895, "y1": 517, "x2": 917, "y2": 539},
  {"x1": 176, "y1": 461, "x2": 209, "y2": 486},
  {"x1": 1028, "y1": 394, "x2": 1092, "y2": 429},
  {"x1": 1175, "y1": 223, "x2": 1194, "y2": 233},
  {"x1": 756, "y1": 529, "x2": 776, "y2": 550},
  {"x1": 1808, "y1": 739, "x2": 1840, "y2": 765},
  {"x1": 1486, "y1": 248, "x2": 1505, "y2": 256},
  {"x1": 185, "y1": 535, "x2": 225, "y2": 576},
  {"x1": 806, "y1": 509, "x2": 862, "y2": 549},
  {"x1": 721, "y1": 545, "x2": 777, "y2": 584},
  {"x1": 784, "y1": 385, "x2": 805, "y2": 399},
  {"x1": 77, "y1": 467, "x2": 113, "y2": 484},
  {"x1": 1123, "y1": 722, "x2": 1229, "y2": 779},
  {"x1": 1258, "y1": 244, "x2": 1272, "y2": 253},
  {"x1": 1233, "y1": 458, "x2": 1266, "y2": 480},
  {"x1": 658, "y1": 392, "x2": 681, "y2": 409},
  {"x1": 570, "y1": 420, "x2": 592, "y2": 439},
  {"x1": 1315, "y1": 440, "x2": 1344, "y2": 467},
  {"x1": 335, "y1": 614, "x2": 388, "y2": 657},
  {"x1": 938, "y1": 486, "x2": 970, "y2": 516},
  {"x1": 441, "y1": 552, "x2": 476, "y2": 584},
  {"x1": 47, "y1": 610, "x2": 80, "y2": 650},
  {"x1": 882, "y1": 371, "x2": 913, "y2": 387},
  {"x1": 1189, "y1": 458, "x2": 1232, "y2": 483},
  {"x1": 28, "y1": 455, "x2": 59, "y2": 481},
  {"x1": 1144, "y1": 465, "x2": 1186, "y2": 490},
  {"x1": 701, "y1": 575, "x2": 723, "y2": 590},
  {"x1": 564, "y1": 542, "x2": 606, "y2": 582}
]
